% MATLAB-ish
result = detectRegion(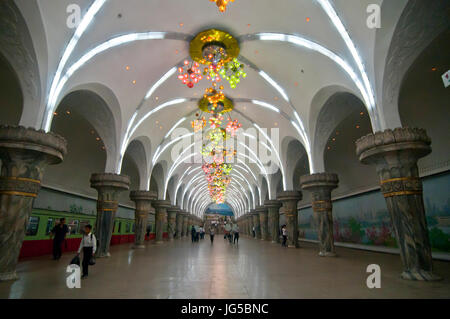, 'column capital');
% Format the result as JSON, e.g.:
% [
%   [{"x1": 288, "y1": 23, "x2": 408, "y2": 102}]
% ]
[
  {"x1": 255, "y1": 205, "x2": 268, "y2": 214},
  {"x1": 0, "y1": 125, "x2": 67, "y2": 163},
  {"x1": 264, "y1": 200, "x2": 282, "y2": 209},
  {"x1": 152, "y1": 200, "x2": 172, "y2": 209},
  {"x1": 90, "y1": 173, "x2": 130, "y2": 191},
  {"x1": 167, "y1": 206, "x2": 181, "y2": 214},
  {"x1": 277, "y1": 190, "x2": 302, "y2": 202},
  {"x1": 130, "y1": 190, "x2": 157, "y2": 202},
  {"x1": 250, "y1": 209, "x2": 258, "y2": 216},
  {"x1": 356, "y1": 127, "x2": 431, "y2": 164},
  {"x1": 300, "y1": 173, "x2": 339, "y2": 191}
]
